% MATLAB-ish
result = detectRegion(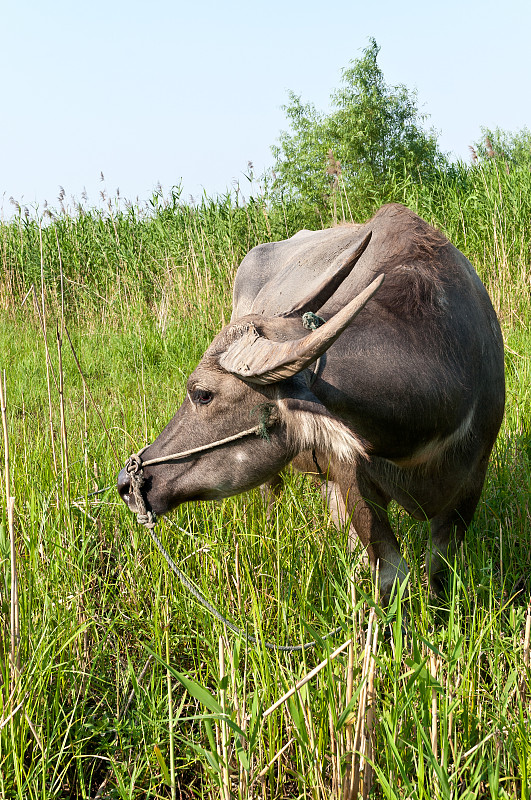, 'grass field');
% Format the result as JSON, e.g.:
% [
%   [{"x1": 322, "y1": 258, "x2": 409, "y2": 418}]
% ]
[{"x1": 0, "y1": 161, "x2": 530, "y2": 798}]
